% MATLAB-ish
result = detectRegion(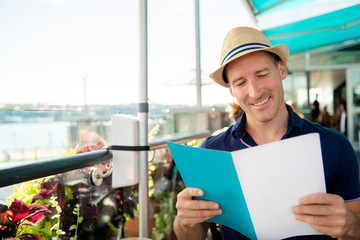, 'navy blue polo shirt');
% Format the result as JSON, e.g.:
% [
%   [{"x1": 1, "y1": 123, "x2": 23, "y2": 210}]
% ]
[{"x1": 201, "y1": 104, "x2": 360, "y2": 240}]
